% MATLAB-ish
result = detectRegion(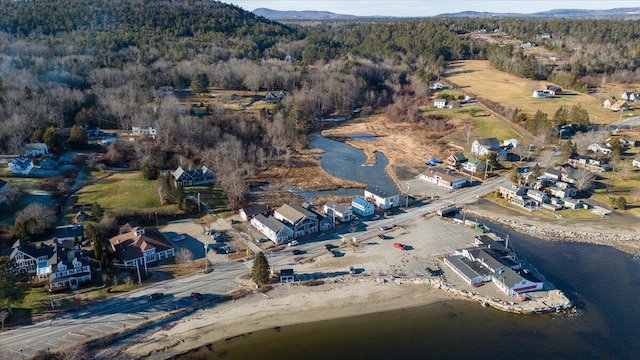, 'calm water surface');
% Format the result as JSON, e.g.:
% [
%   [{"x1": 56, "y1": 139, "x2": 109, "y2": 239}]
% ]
[{"x1": 183, "y1": 224, "x2": 640, "y2": 360}]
